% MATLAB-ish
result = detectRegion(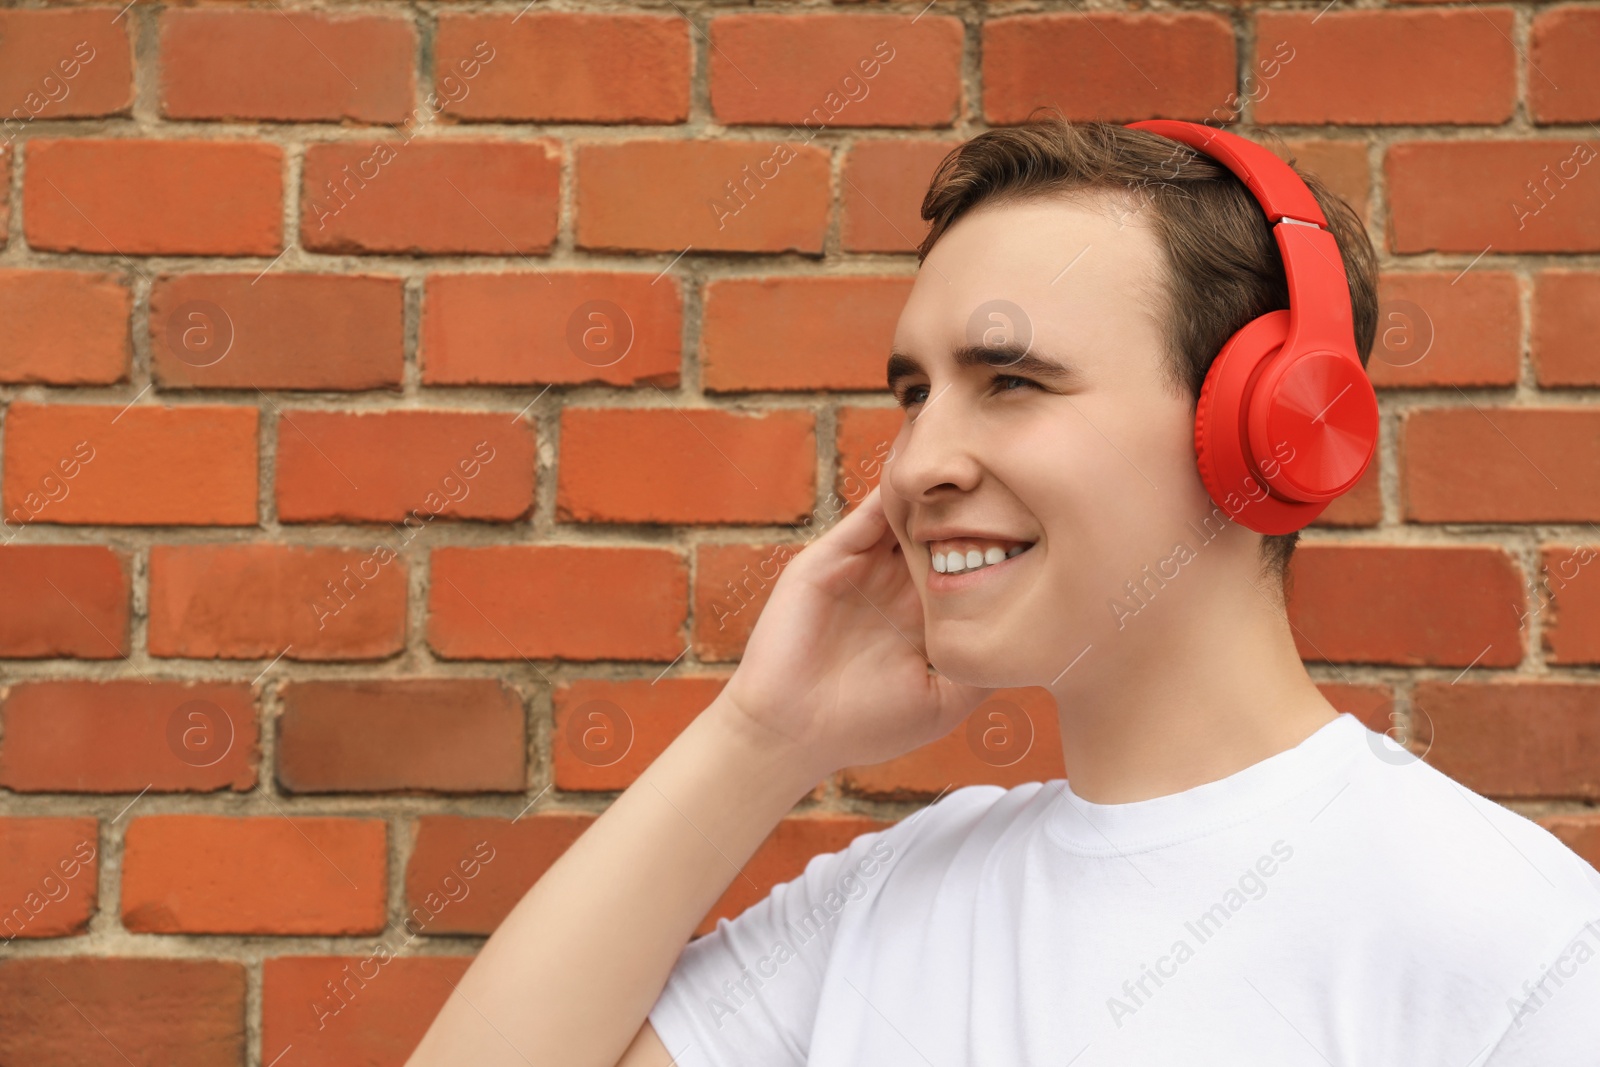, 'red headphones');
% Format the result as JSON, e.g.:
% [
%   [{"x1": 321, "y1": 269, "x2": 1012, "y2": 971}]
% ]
[{"x1": 1123, "y1": 119, "x2": 1379, "y2": 535}]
